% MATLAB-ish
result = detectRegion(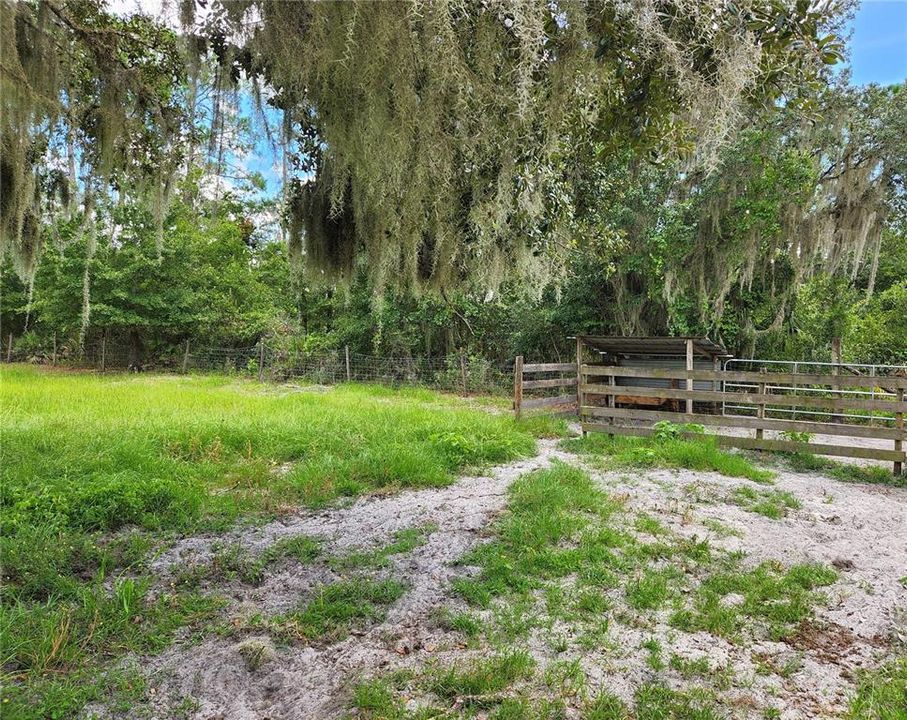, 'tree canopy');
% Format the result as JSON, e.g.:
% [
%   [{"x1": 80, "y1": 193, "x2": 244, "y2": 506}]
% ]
[{"x1": 2, "y1": 0, "x2": 904, "y2": 364}]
